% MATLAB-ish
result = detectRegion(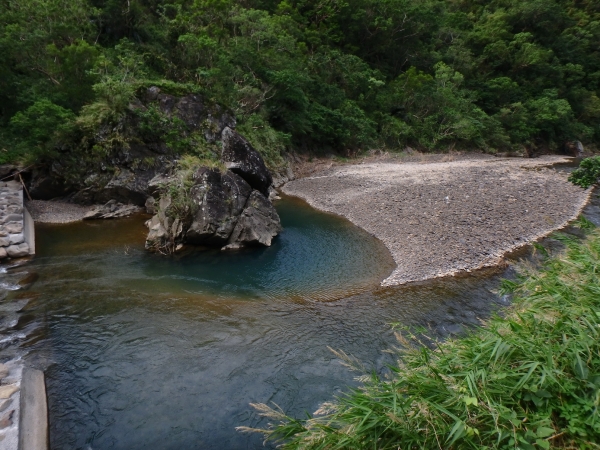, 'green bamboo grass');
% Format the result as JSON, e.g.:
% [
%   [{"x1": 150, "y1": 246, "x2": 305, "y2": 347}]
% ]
[{"x1": 240, "y1": 226, "x2": 600, "y2": 449}]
